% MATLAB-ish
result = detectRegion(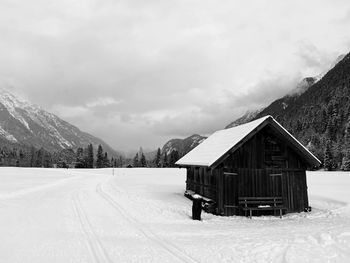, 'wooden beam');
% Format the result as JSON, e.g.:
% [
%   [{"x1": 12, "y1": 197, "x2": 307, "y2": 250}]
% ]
[
  {"x1": 223, "y1": 172, "x2": 238, "y2": 176},
  {"x1": 270, "y1": 173, "x2": 282, "y2": 177}
]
